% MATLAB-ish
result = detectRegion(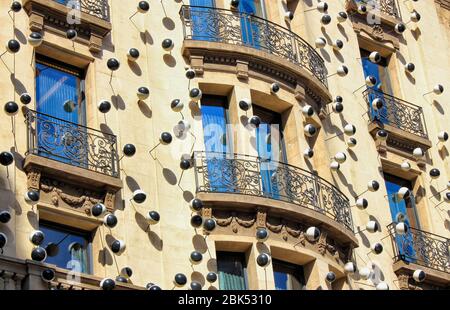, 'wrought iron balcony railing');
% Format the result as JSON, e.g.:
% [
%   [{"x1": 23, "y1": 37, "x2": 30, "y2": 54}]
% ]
[
  {"x1": 363, "y1": 88, "x2": 428, "y2": 139},
  {"x1": 194, "y1": 152, "x2": 353, "y2": 232},
  {"x1": 388, "y1": 223, "x2": 450, "y2": 274},
  {"x1": 53, "y1": 0, "x2": 110, "y2": 21},
  {"x1": 350, "y1": 0, "x2": 400, "y2": 18},
  {"x1": 180, "y1": 5, "x2": 328, "y2": 88},
  {"x1": 25, "y1": 109, "x2": 120, "y2": 177}
]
